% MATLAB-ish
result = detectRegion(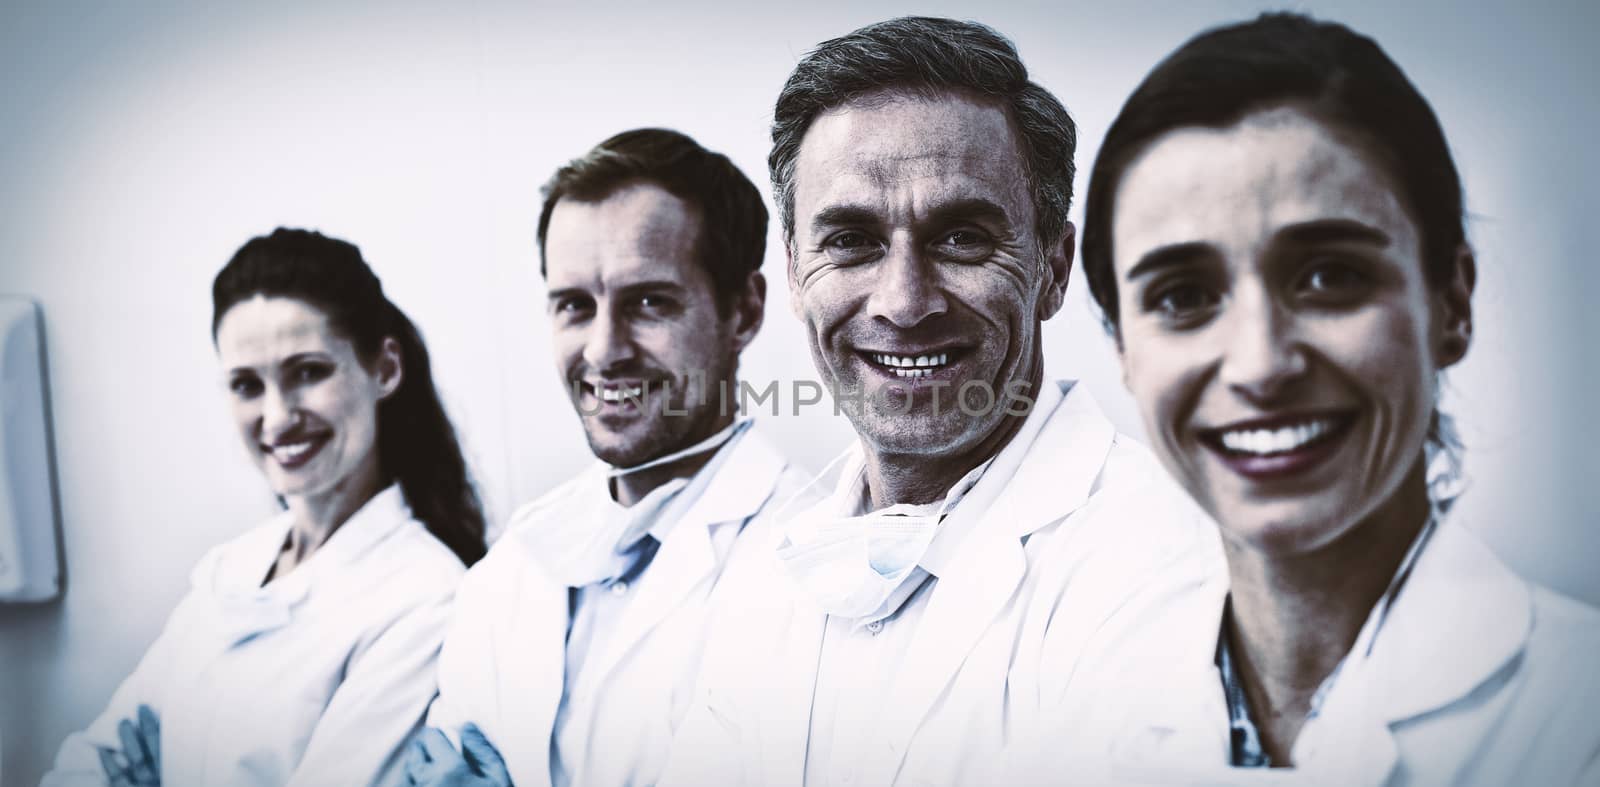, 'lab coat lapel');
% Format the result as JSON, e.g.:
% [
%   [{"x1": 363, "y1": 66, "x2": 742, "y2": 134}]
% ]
[
  {"x1": 756, "y1": 484, "x2": 840, "y2": 787},
  {"x1": 867, "y1": 531, "x2": 1025, "y2": 786},
  {"x1": 496, "y1": 560, "x2": 570, "y2": 787},
  {"x1": 1106, "y1": 577, "x2": 1235, "y2": 783},
  {"x1": 204, "y1": 486, "x2": 413, "y2": 646},
  {"x1": 992, "y1": 381, "x2": 1115, "y2": 541},
  {"x1": 865, "y1": 382, "x2": 1112, "y2": 786},
  {"x1": 1366, "y1": 521, "x2": 1531, "y2": 723},
  {"x1": 760, "y1": 595, "x2": 828, "y2": 787},
  {"x1": 587, "y1": 427, "x2": 787, "y2": 689},
  {"x1": 199, "y1": 516, "x2": 307, "y2": 647},
  {"x1": 1298, "y1": 521, "x2": 1533, "y2": 786}
]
